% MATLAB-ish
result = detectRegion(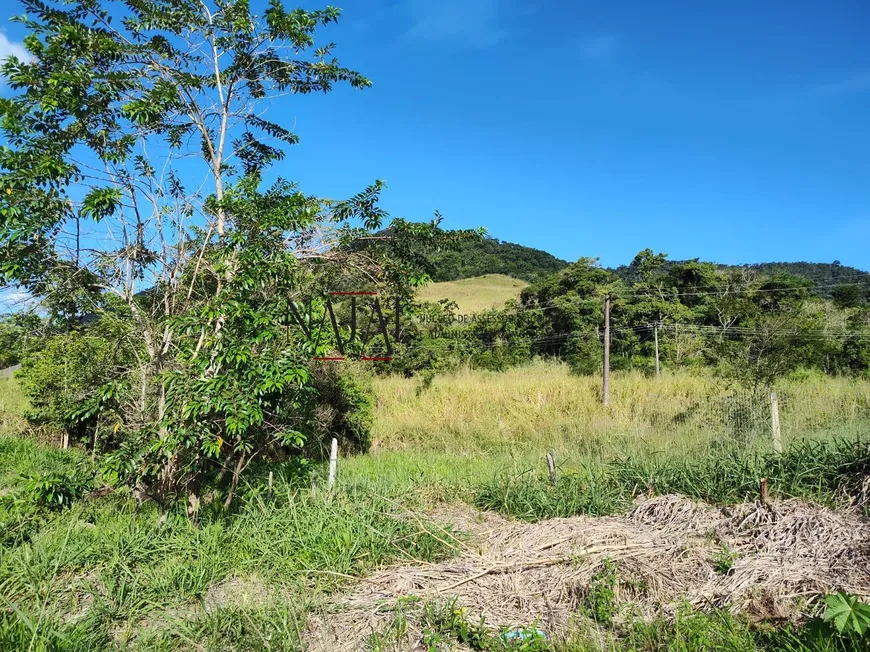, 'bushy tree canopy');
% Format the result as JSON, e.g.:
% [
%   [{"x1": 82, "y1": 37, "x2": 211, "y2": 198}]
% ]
[{"x1": 0, "y1": 0, "x2": 477, "y2": 509}]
